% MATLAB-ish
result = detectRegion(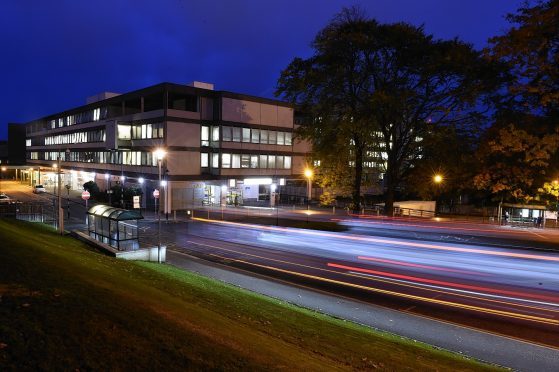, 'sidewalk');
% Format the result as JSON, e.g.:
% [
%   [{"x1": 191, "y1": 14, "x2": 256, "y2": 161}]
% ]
[{"x1": 167, "y1": 249, "x2": 559, "y2": 371}]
